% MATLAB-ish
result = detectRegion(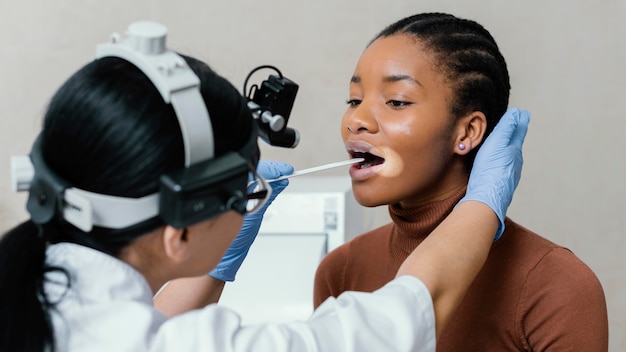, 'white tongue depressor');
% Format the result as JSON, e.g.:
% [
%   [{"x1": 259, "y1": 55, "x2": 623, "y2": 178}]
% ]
[{"x1": 266, "y1": 158, "x2": 364, "y2": 183}]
